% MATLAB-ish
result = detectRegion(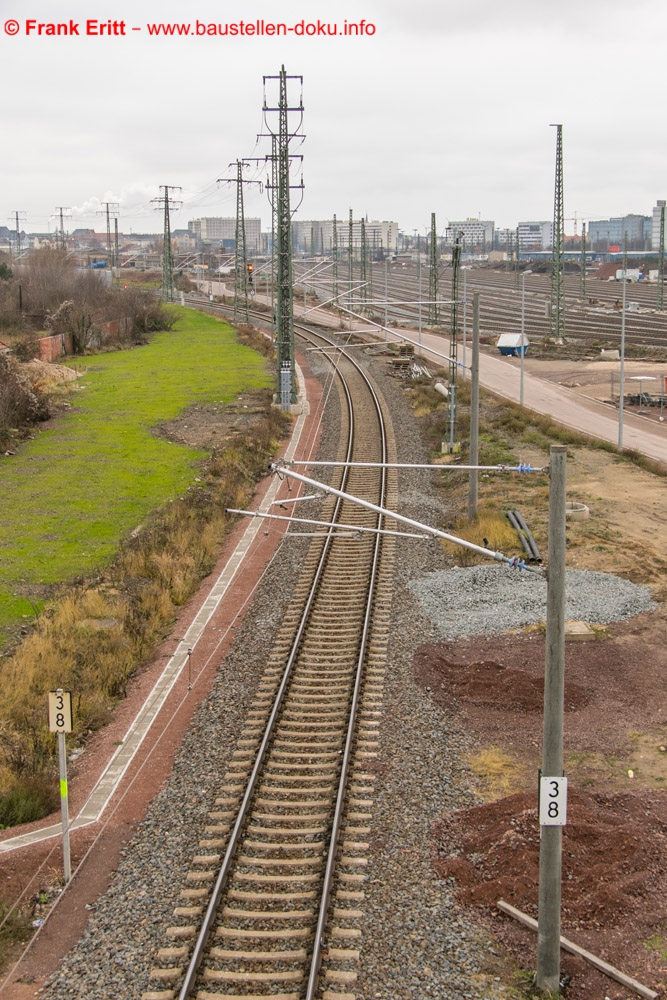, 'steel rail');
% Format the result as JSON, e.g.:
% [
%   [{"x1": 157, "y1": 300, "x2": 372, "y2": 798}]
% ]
[
  {"x1": 177, "y1": 323, "x2": 388, "y2": 999},
  {"x1": 177, "y1": 328, "x2": 357, "y2": 1000},
  {"x1": 304, "y1": 332, "x2": 388, "y2": 1000}
]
